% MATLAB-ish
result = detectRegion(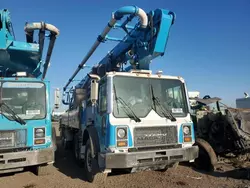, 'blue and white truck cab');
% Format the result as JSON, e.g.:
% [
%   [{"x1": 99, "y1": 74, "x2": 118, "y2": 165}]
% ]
[{"x1": 94, "y1": 70, "x2": 198, "y2": 164}]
